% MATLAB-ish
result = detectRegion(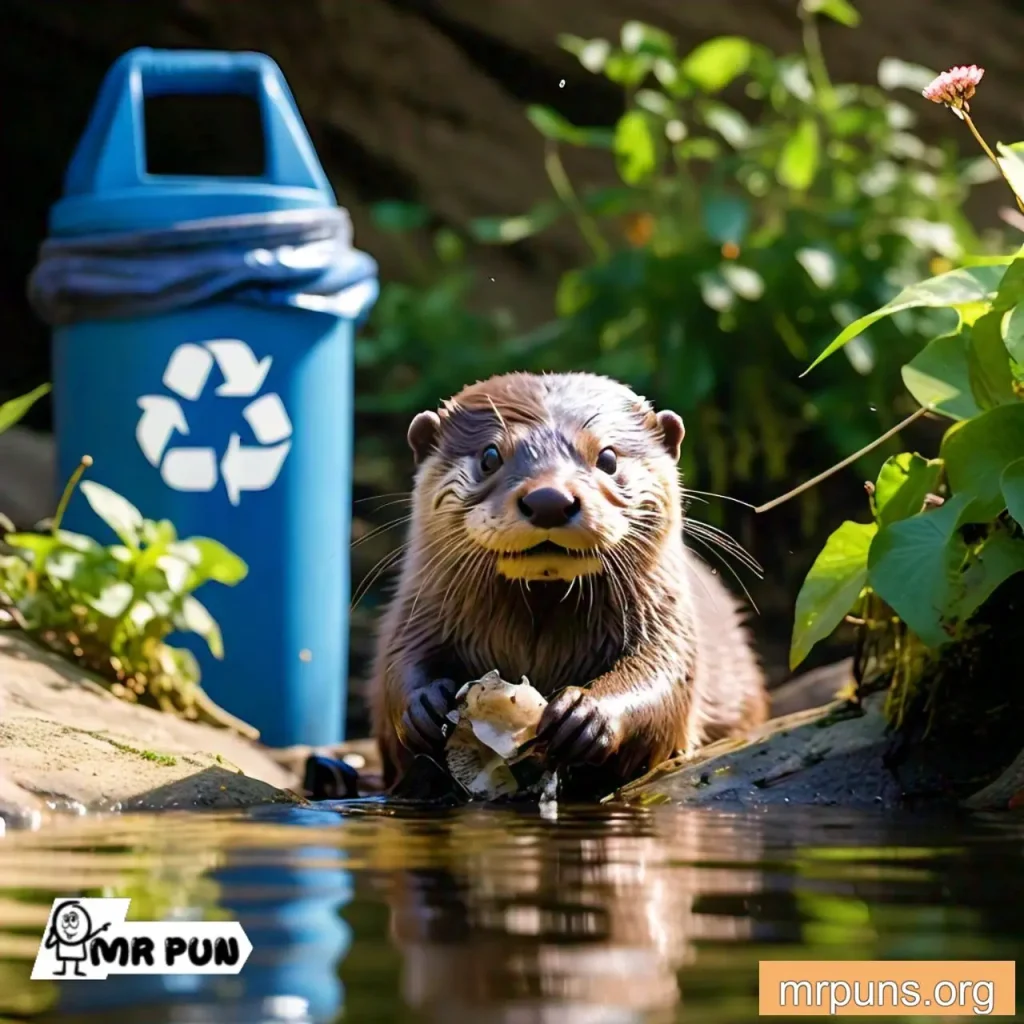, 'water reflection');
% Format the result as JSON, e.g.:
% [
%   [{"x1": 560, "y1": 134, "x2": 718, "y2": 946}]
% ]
[
  {"x1": 0, "y1": 803, "x2": 1020, "y2": 1023},
  {"x1": 375, "y1": 806, "x2": 764, "y2": 1023}
]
